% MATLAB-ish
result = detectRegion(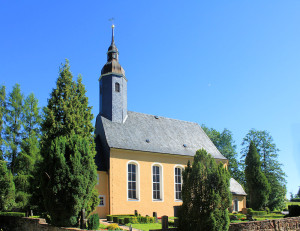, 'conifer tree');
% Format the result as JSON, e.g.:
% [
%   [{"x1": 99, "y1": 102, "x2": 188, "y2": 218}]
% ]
[
  {"x1": 179, "y1": 149, "x2": 231, "y2": 231},
  {"x1": 242, "y1": 129, "x2": 286, "y2": 210},
  {"x1": 0, "y1": 160, "x2": 15, "y2": 211},
  {"x1": 40, "y1": 60, "x2": 98, "y2": 227},
  {"x1": 4, "y1": 84, "x2": 24, "y2": 174},
  {"x1": 0, "y1": 85, "x2": 6, "y2": 159},
  {"x1": 14, "y1": 93, "x2": 42, "y2": 209},
  {"x1": 245, "y1": 141, "x2": 270, "y2": 210}
]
